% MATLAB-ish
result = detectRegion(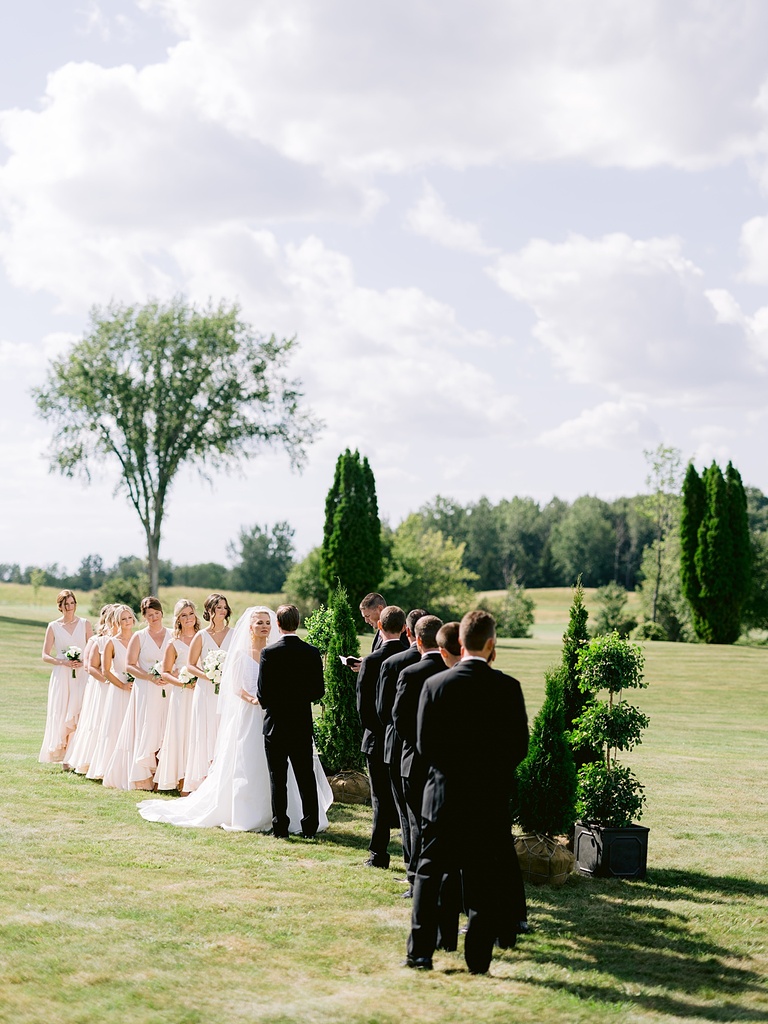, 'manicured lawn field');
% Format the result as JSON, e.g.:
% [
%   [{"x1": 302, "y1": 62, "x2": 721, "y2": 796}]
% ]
[{"x1": 1, "y1": 589, "x2": 767, "y2": 1023}]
